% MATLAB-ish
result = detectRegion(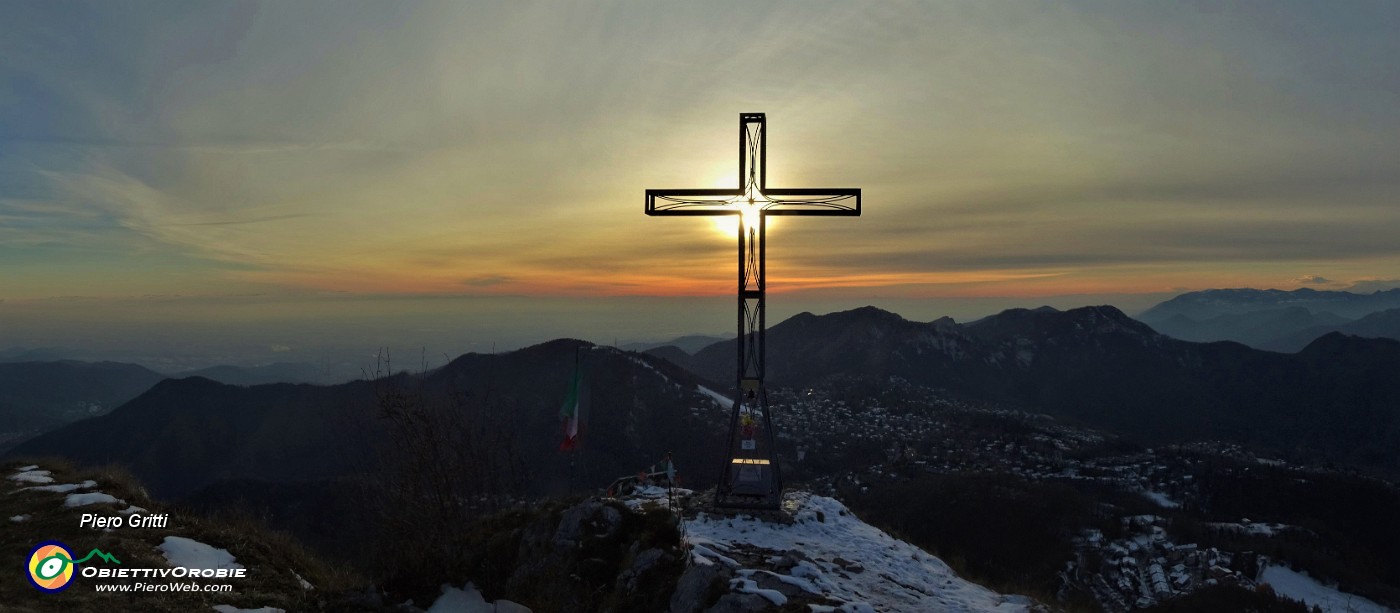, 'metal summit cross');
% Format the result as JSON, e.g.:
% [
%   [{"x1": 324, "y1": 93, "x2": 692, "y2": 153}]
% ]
[{"x1": 646, "y1": 113, "x2": 860, "y2": 509}]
